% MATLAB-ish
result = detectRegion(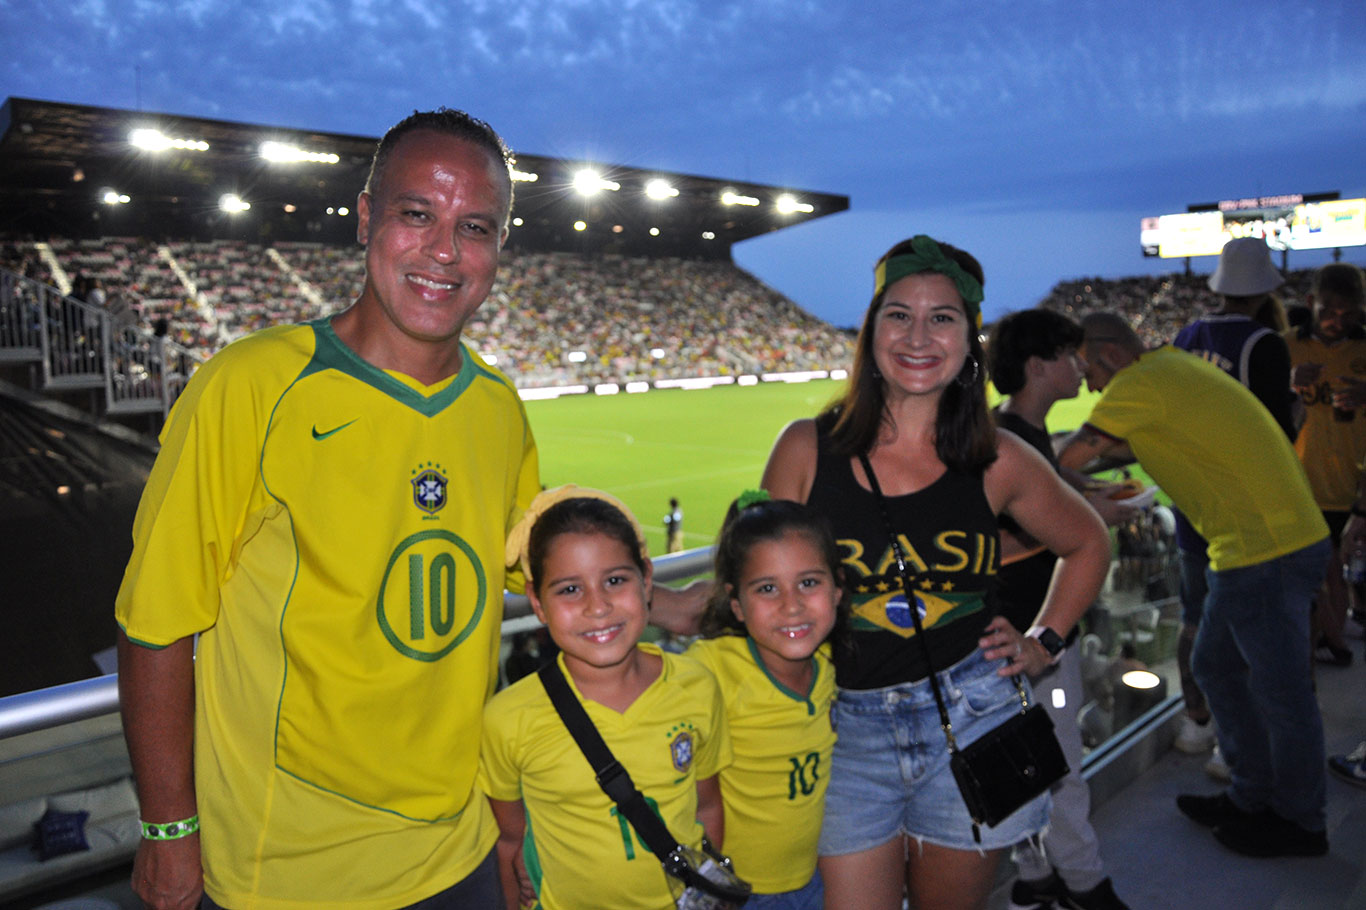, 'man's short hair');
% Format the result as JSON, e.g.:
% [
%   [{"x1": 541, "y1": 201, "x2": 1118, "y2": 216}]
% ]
[
  {"x1": 1081, "y1": 311, "x2": 1142, "y2": 355},
  {"x1": 987, "y1": 309, "x2": 1084, "y2": 395},
  {"x1": 1313, "y1": 263, "x2": 1366, "y2": 307},
  {"x1": 364, "y1": 108, "x2": 514, "y2": 219}
]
